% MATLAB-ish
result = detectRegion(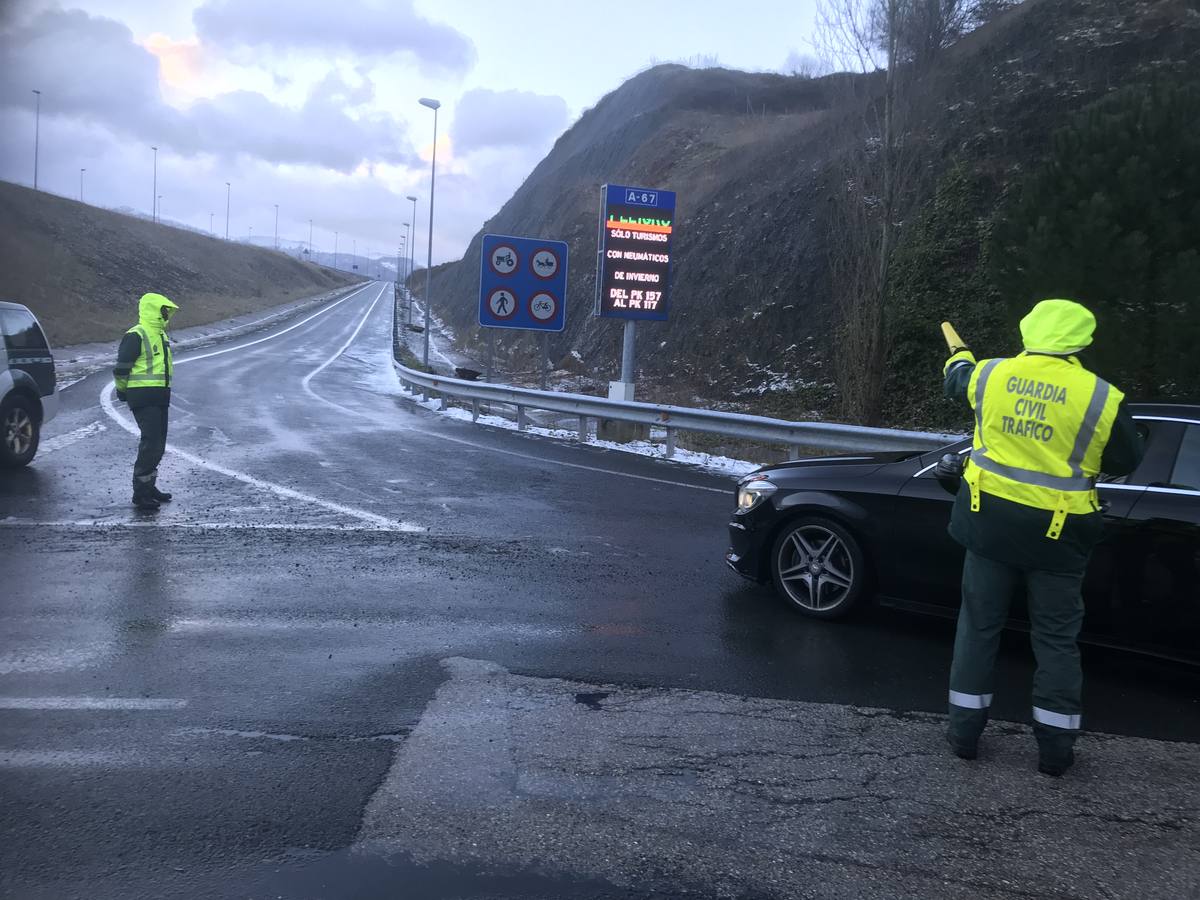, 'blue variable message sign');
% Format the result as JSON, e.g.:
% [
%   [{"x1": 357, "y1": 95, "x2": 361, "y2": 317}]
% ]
[
  {"x1": 479, "y1": 233, "x2": 568, "y2": 332},
  {"x1": 595, "y1": 184, "x2": 676, "y2": 322}
]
